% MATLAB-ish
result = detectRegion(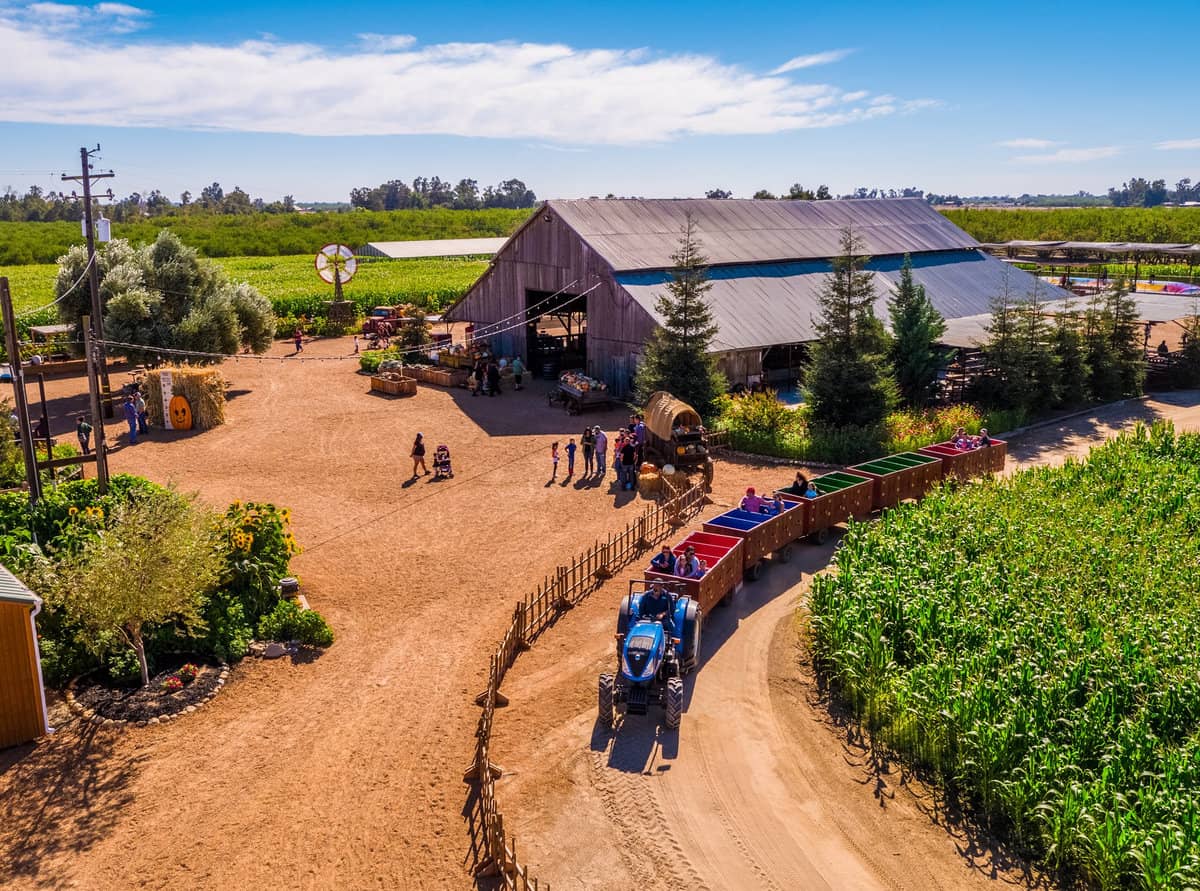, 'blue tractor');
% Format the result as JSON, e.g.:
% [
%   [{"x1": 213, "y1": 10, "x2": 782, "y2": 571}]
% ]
[{"x1": 599, "y1": 581, "x2": 702, "y2": 730}]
